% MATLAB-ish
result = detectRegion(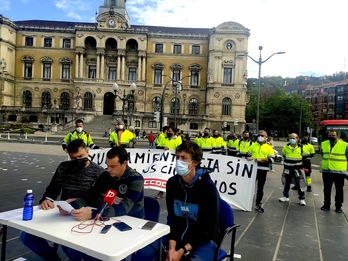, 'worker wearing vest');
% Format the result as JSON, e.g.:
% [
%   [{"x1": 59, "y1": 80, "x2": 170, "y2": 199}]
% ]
[
  {"x1": 227, "y1": 133, "x2": 239, "y2": 156},
  {"x1": 279, "y1": 133, "x2": 306, "y2": 206},
  {"x1": 155, "y1": 126, "x2": 182, "y2": 199},
  {"x1": 156, "y1": 126, "x2": 168, "y2": 149},
  {"x1": 301, "y1": 132, "x2": 315, "y2": 192},
  {"x1": 194, "y1": 130, "x2": 203, "y2": 146},
  {"x1": 247, "y1": 130, "x2": 275, "y2": 213},
  {"x1": 109, "y1": 121, "x2": 136, "y2": 148},
  {"x1": 320, "y1": 130, "x2": 348, "y2": 213},
  {"x1": 198, "y1": 128, "x2": 215, "y2": 152},
  {"x1": 237, "y1": 130, "x2": 253, "y2": 158},
  {"x1": 61, "y1": 119, "x2": 100, "y2": 152},
  {"x1": 212, "y1": 130, "x2": 226, "y2": 154}
]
